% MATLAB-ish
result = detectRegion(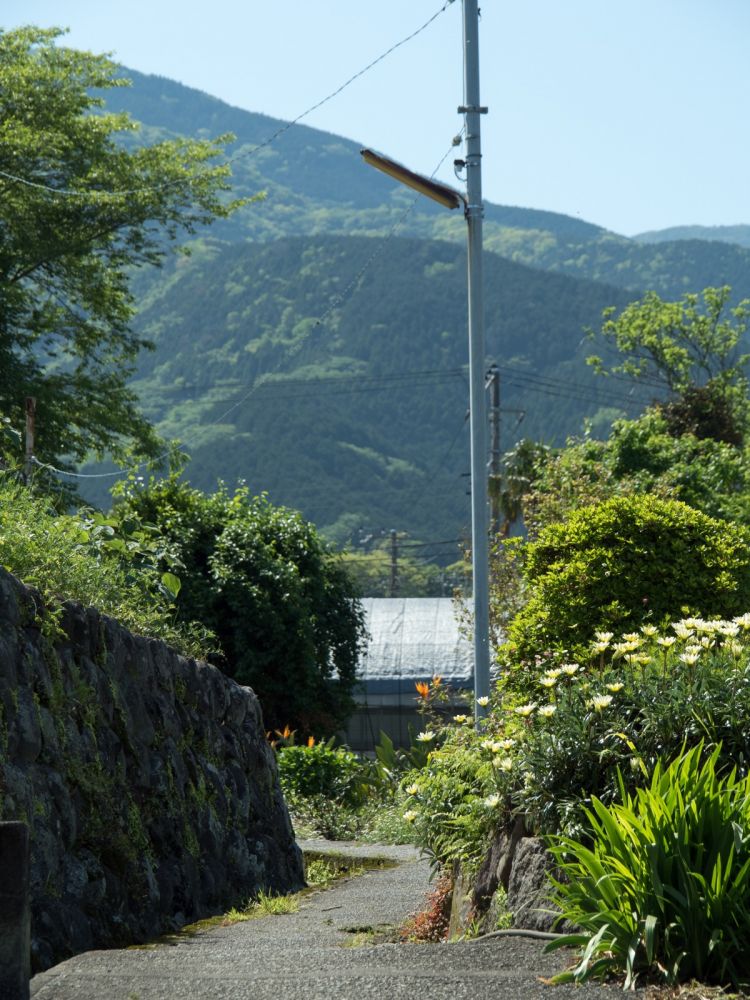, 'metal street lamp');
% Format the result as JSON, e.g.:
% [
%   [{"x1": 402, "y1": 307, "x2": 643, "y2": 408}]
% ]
[{"x1": 361, "y1": 0, "x2": 490, "y2": 725}]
